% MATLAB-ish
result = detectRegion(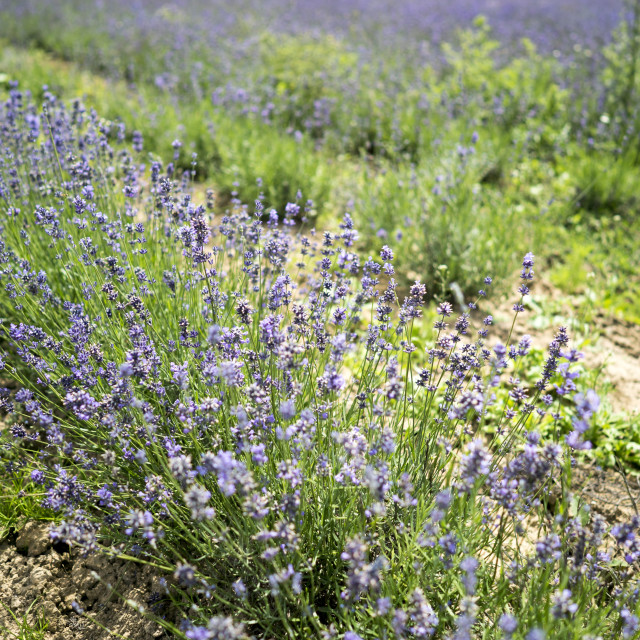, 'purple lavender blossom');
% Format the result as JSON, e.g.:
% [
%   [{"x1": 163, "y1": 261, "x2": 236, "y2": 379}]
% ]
[
  {"x1": 499, "y1": 613, "x2": 518, "y2": 638},
  {"x1": 184, "y1": 484, "x2": 215, "y2": 521},
  {"x1": 551, "y1": 588, "x2": 578, "y2": 619},
  {"x1": 459, "y1": 439, "x2": 491, "y2": 492},
  {"x1": 341, "y1": 536, "x2": 389, "y2": 601},
  {"x1": 621, "y1": 609, "x2": 640, "y2": 639},
  {"x1": 170, "y1": 361, "x2": 190, "y2": 389},
  {"x1": 408, "y1": 588, "x2": 438, "y2": 637},
  {"x1": 64, "y1": 389, "x2": 99, "y2": 421},
  {"x1": 174, "y1": 562, "x2": 198, "y2": 587},
  {"x1": 460, "y1": 556, "x2": 478, "y2": 595}
]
